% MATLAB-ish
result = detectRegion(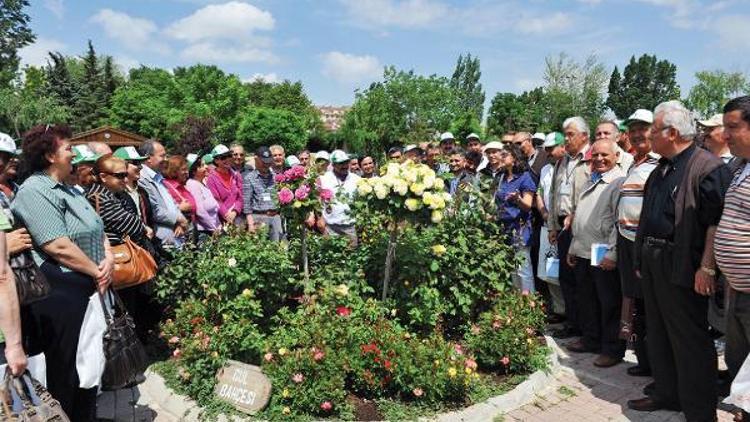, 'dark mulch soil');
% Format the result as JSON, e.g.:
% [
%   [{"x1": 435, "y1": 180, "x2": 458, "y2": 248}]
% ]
[{"x1": 348, "y1": 394, "x2": 383, "y2": 421}]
